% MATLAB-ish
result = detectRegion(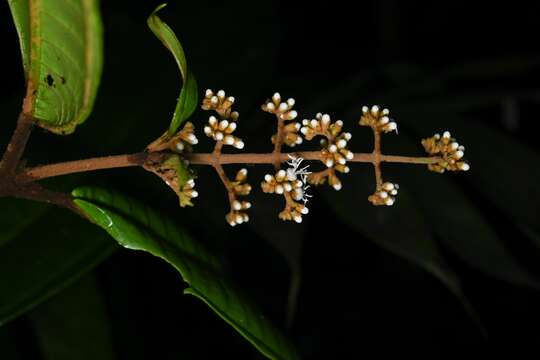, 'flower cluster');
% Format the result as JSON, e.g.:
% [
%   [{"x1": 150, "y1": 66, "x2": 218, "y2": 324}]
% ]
[
  {"x1": 261, "y1": 157, "x2": 311, "y2": 223},
  {"x1": 174, "y1": 122, "x2": 199, "y2": 152},
  {"x1": 179, "y1": 178, "x2": 198, "y2": 207},
  {"x1": 145, "y1": 122, "x2": 198, "y2": 153},
  {"x1": 226, "y1": 168, "x2": 252, "y2": 226},
  {"x1": 263, "y1": 93, "x2": 302, "y2": 147},
  {"x1": 300, "y1": 113, "x2": 353, "y2": 190},
  {"x1": 359, "y1": 105, "x2": 398, "y2": 134},
  {"x1": 203, "y1": 89, "x2": 244, "y2": 149},
  {"x1": 422, "y1": 131, "x2": 470, "y2": 173},
  {"x1": 368, "y1": 182, "x2": 399, "y2": 206}
]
